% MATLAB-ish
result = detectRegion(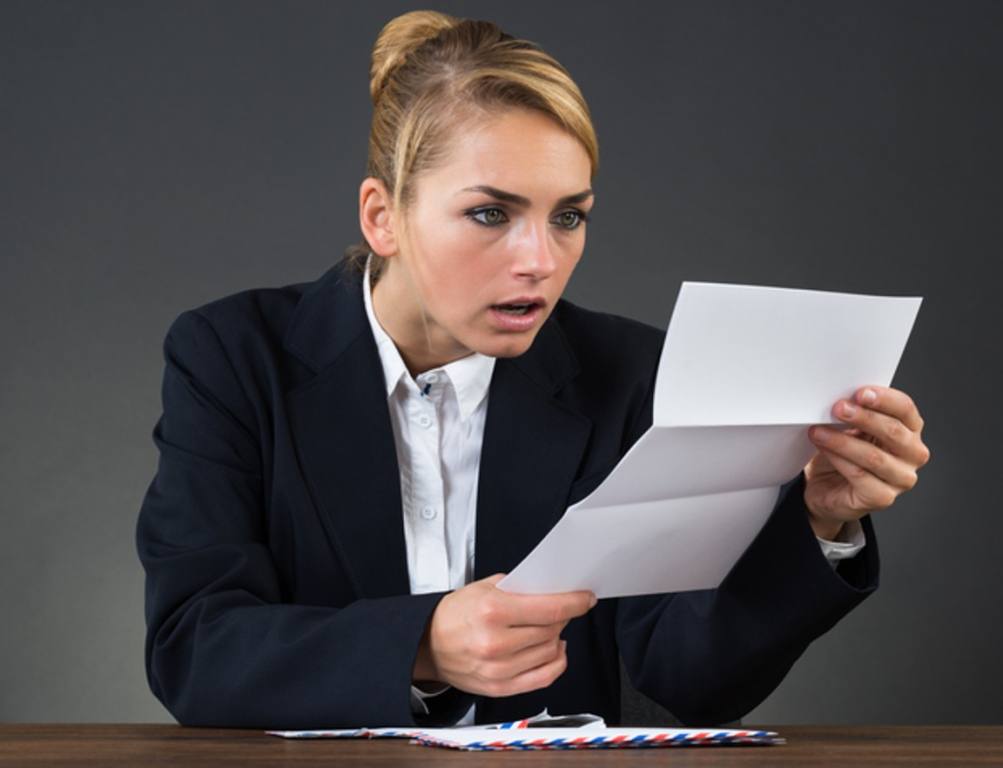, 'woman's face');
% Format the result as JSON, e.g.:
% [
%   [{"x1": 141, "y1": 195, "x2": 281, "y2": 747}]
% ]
[{"x1": 384, "y1": 107, "x2": 594, "y2": 363}]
